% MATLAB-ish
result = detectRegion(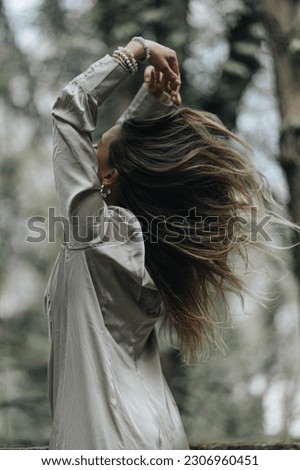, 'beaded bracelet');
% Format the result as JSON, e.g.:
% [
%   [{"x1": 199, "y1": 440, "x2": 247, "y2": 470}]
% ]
[
  {"x1": 118, "y1": 47, "x2": 138, "y2": 73},
  {"x1": 112, "y1": 49, "x2": 137, "y2": 75},
  {"x1": 131, "y1": 36, "x2": 151, "y2": 63},
  {"x1": 113, "y1": 50, "x2": 134, "y2": 75}
]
